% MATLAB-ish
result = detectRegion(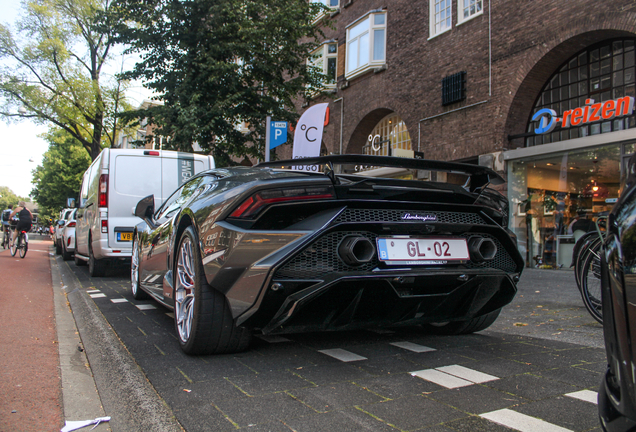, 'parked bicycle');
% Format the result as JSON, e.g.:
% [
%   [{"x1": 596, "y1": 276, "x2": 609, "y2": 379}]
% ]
[
  {"x1": 571, "y1": 217, "x2": 605, "y2": 324},
  {"x1": 10, "y1": 229, "x2": 28, "y2": 259}
]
